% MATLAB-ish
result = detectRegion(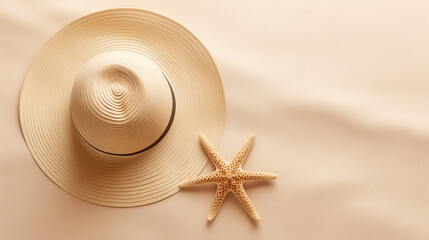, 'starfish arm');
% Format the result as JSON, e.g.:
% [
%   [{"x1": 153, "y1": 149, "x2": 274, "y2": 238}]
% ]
[
  {"x1": 199, "y1": 134, "x2": 227, "y2": 170},
  {"x1": 207, "y1": 182, "x2": 229, "y2": 221},
  {"x1": 231, "y1": 182, "x2": 261, "y2": 222},
  {"x1": 230, "y1": 134, "x2": 255, "y2": 171},
  {"x1": 236, "y1": 170, "x2": 278, "y2": 182},
  {"x1": 179, "y1": 172, "x2": 223, "y2": 188}
]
